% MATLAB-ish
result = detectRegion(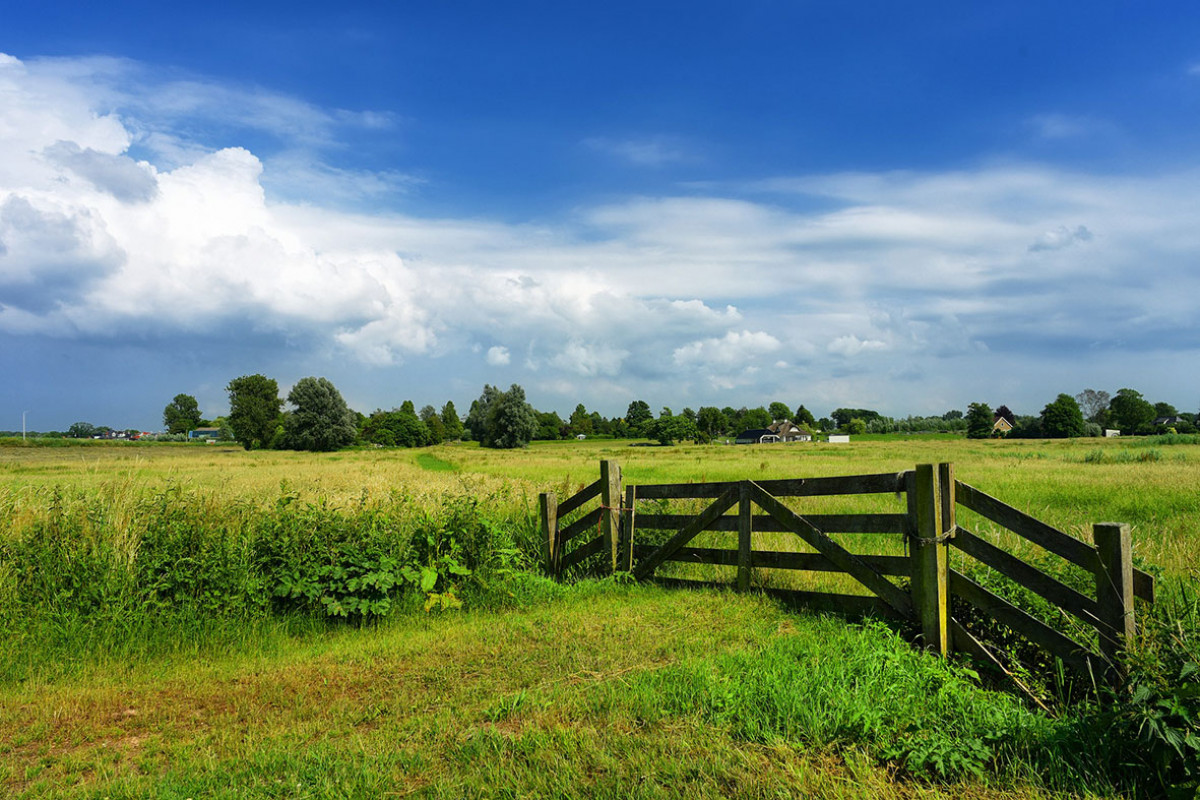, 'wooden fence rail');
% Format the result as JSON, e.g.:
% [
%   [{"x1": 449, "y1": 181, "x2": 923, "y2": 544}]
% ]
[{"x1": 540, "y1": 459, "x2": 1155, "y2": 685}]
